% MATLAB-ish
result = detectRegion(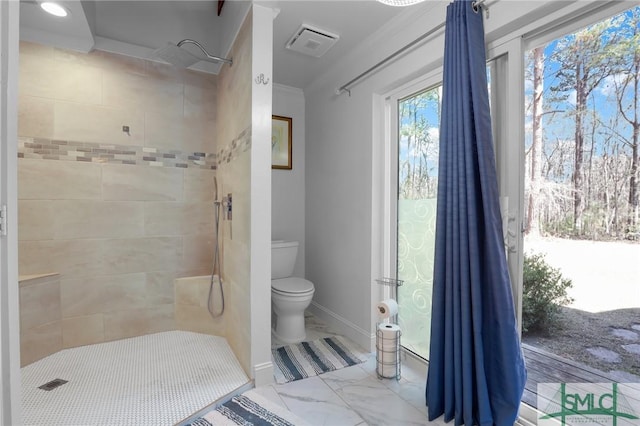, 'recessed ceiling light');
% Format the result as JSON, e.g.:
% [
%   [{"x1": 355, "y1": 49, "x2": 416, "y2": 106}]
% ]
[
  {"x1": 377, "y1": 0, "x2": 425, "y2": 6},
  {"x1": 40, "y1": 2, "x2": 69, "y2": 17}
]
